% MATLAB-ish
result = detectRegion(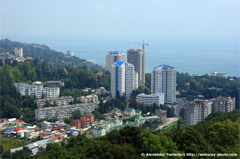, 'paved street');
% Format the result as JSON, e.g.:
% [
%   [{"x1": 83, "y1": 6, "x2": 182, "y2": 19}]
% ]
[
  {"x1": 175, "y1": 98, "x2": 185, "y2": 117},
  {"x1": 155, "y1": 117, "x2": 179, "y2": 131}
]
